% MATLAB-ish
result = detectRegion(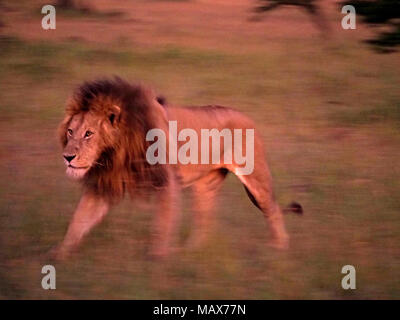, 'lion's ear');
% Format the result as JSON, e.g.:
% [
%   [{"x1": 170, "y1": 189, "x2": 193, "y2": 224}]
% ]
[{"x1": 108, "y1": 105, "x2": 121, "y2": 126}]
